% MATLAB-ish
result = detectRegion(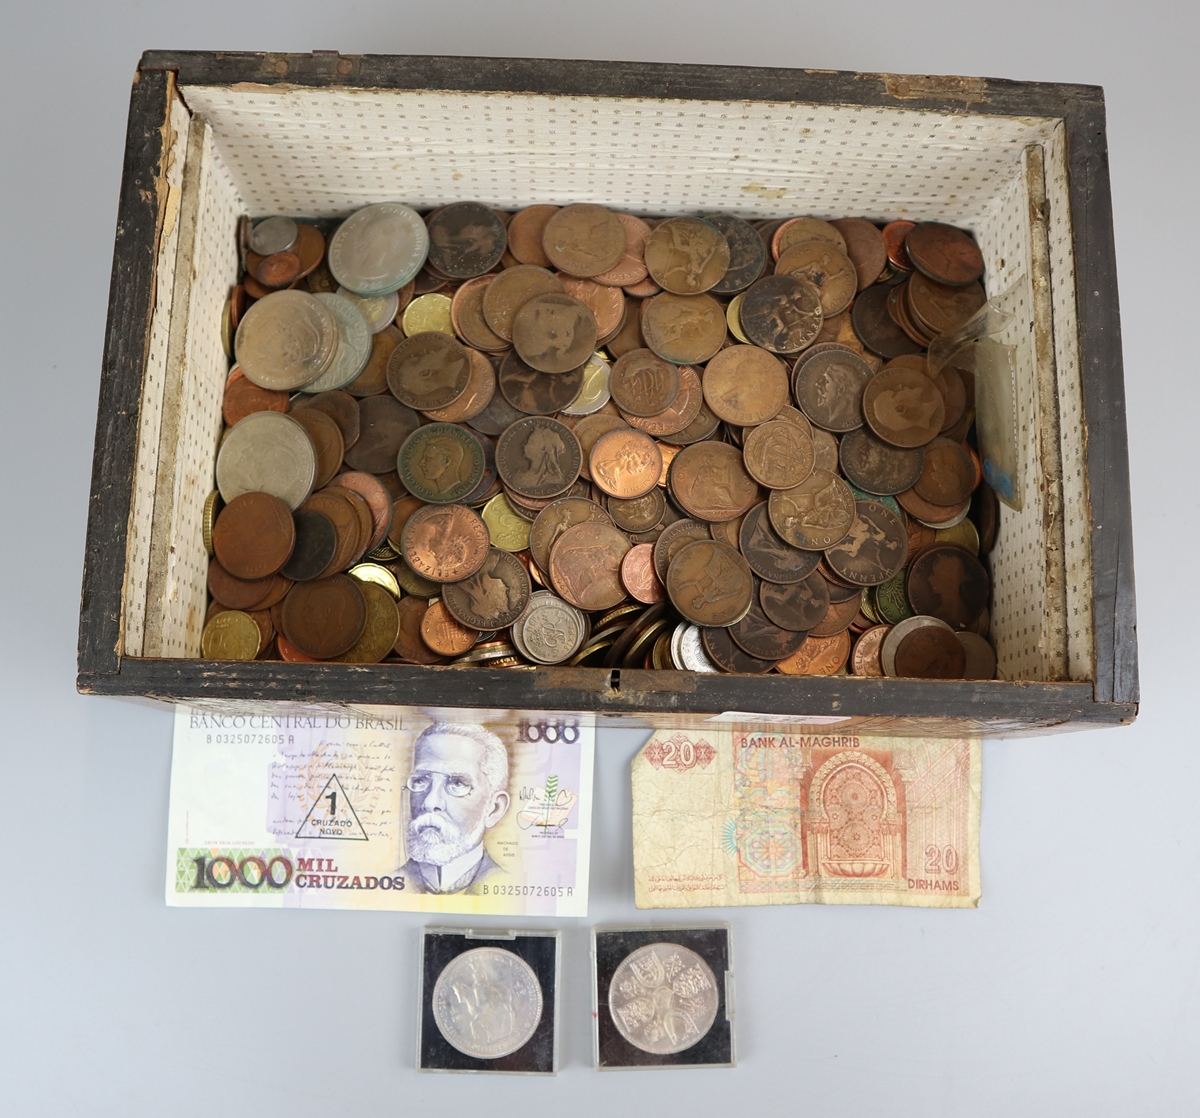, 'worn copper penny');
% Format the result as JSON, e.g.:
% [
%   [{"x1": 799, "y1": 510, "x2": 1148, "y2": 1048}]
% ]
[
  {"x1": 729, "y1": 578, "x2": 807, "y2": 658},
  {"x1": 223, "y1": 368, "x2": 290, "y2": 426},
  {"x1": 862, "y1": 366, "x2": 946, "y2": 448},
  {"x1": 542, "y1": 203, "x2": 626, "y2": 277},
  {"x1": 839, "y1": 427, "x2": 926, "y2": 496},
  {"x1": 483, "y1": 265, "x2": 564, "y2": 341},
  {"x1": 420, "y1": 598, "x2": 479, "y2": 656},
  {"x1": 590, "y1": 429, "x2": 662, "y2": 500},
  {"x1": 830, "y1": 218, "x2": 888, "y2": 291},
  {"x1": 571, "y1": 413, "x2": 629, "y2": 481},
  {"x1": 897, "y1": 486, "x2": 970, "y2": 527},
  {"x1": 907, "y1": 544, "x2": 989, "y2": 630},
  {"x1": 400, "y1": 503, "x2": 490, "y2": 583},
  {"x1": 507, "y1": 205, "x2": 558, "y2": 268},
  {"x1": 775, "y1": 240, "x2": 857, "y2": 317},
  {"x1": 212, "y1": 492, "x2": 296, "y2": 580},
  {"x1": 823, "y1": 500, "x2": 908, "y2": 586},
  {"x1": 342, "y1": 394, "x2": 420, "y2": 473},
  {"x1": 792, "y1": 348, "x2": 874, "y2": 433},
  {"x1": 670, "y1": 442, "x2": 759, "y2": 523},
  {"x1": 550, "y1": 522, "x2": 631, "y2": 610},
  {"x1": 559, "y1": 276, "x2": 626, "y2": 337},
  {"x1": 621, "y1": 543, "x2": 666, "y2": 604},
  {"x1": 497, "y1": 416, "x2": 583, "y2": 499},
  {"x1": 739, "y1": 274, "x2": 823, "y2": 354},
  {"x1": 774, "y1": 217, "x2": 847, "y2": 260},
  {"x1": 643, "y1": 217, "x2": 730, "y2": 295},
  {"x1": 511, "y1": 293, "x2": 598, "y2": 374},
  {"x1": 280, "y1": 574, "x2": 367, "y2": 659},
  {"x1": 289, "y1": 406, "x2": 344, "y2": 488},
  {"x1": 907, "y1": 274, "x2": 986, "y2": 337},
  {"x1": 759, "y1": 569, "x2": 830, "y2": 632},
  {"x1": 294, "y1": 389, "x2": 361, "y2": 449},
  {"x1": 768, "y1": 469, "x2": 856, "y2": 549},
  {"x1": 704, "y1": 213, "x2": 766, "y2": 294},
  {"x1": 498, "y1": 352, "x2": 586, "y2": 415},
  {"x1": 591, "y1": 213, "x2": 651, "y2": 288},
  {"x1": 810, "y1": 427, "x2": 840, "y2": 473},
  {"x1": 701, "y1": 624, "x2": 777, "y2": 673},
  {"x1": 667, "y1": 539, "x2": 754, "y2": 627},
  {"x1": 255, "y1": 250, "x2": 301, "y2": 288},
  {"x1": 302, "y1": 488, "x2": 365, "y2": 575},
  {"x1": 905, "y1": 223, "x2": 984, "y2": 287},
  {"x1": 775, "y1": 629, "x2": 851, "y2": 675},
  {"x1": 207, "y1": 559, "x2": 275, "y2": 610},
  {"x1": 742, "y1": 419, "x2": 815, "y2": 490},
  {"x1": 640, "y1": 292, "x2": 727, "y2": 365},
  {"x1": 420, "y1": 351, "x2": 494, "y2": 424},
  {"x1": 347, "y1": 325, "x2": 401, "y2": 397},
  {"x1": 703, "y1": 345, "x2": 790, "y2": 426},
  {"x1": 850, "y1": 623, "x2": 891, "y2": 675},
  {"x1": 450, "y1": 277, "x2": 508, "y2": 353},
  {"x1": 738, "y1": 502, "x2": 821, "y2": 584},
  {"x1": 624, "y1": 365, "x2": 703, "y2": 437},
  {"x1": 808, "y1": 589, "x2": 863, "y2": 637},
  {"x1": 392, "y1": 597, "x2": 444, "y2": 664},
  {"x1": 282, "y1": 508, "x2": 338, "y2": 581},
  {"x1": 386, "y1": 494, "x2": 427, "y2": 551},
  {"x1": 914, "y1": 437, "x2": 976, "y2": 506},
  {"x1": 851, "y1": 283, "x2": 923, "y2": 360},
  {"x1": 529, "y1": 496, "x2": 612, "y2": 572},
  {"x1": 425, "y1": 202, "x2": 507, "y2": 278},
  {"x1": 882, "y1": 221, "x2": 915, "y2": 271},
  {"x1": 386, "y1": 332, "x2": 471, "y2": 412},
  {"x1": 607, "y1": 487, "x2": 665, "y2": 533},
  {"x1": 609, "y1": 349, "x2": 680, "y2": 417},
  {"x1": 398, "y1": 423, "x2": 485, "y2": 504},
  {"x1": 893, "y1": 624, "x2": 966, "y2": 678},
  {"x1": 653, "y1": 518, "x2": 710, "y2": 583}
]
